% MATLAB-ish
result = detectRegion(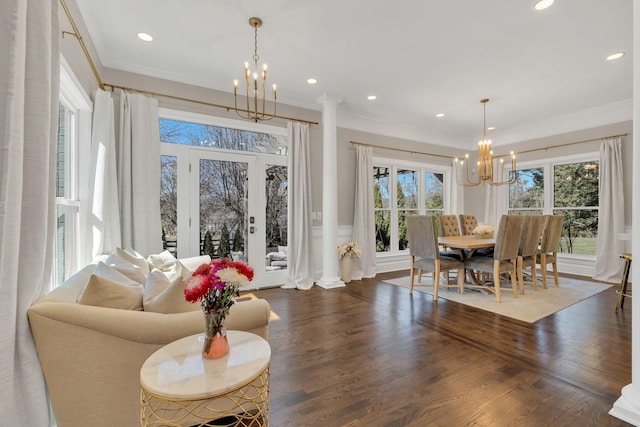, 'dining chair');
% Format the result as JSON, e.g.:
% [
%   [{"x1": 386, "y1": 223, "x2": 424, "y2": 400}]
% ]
[
  {"x1": 439, "y1": 214, "x2": 463, "y2": 260},
  {"x1": 406, "y1": 215, "x2": 465, "y2": 300},
  {"x1": 516, "y1": 215, "x2": 546, "y2": 294},
  {"x1": 459, "y1": 214, "x2": 479, "y2": 236},
  {"x1": 537, "y1": 215, "x2": 565, "y2": 289},
  {"x1": 464, "y1": 215, "x2": 524, "y2": 302}
]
